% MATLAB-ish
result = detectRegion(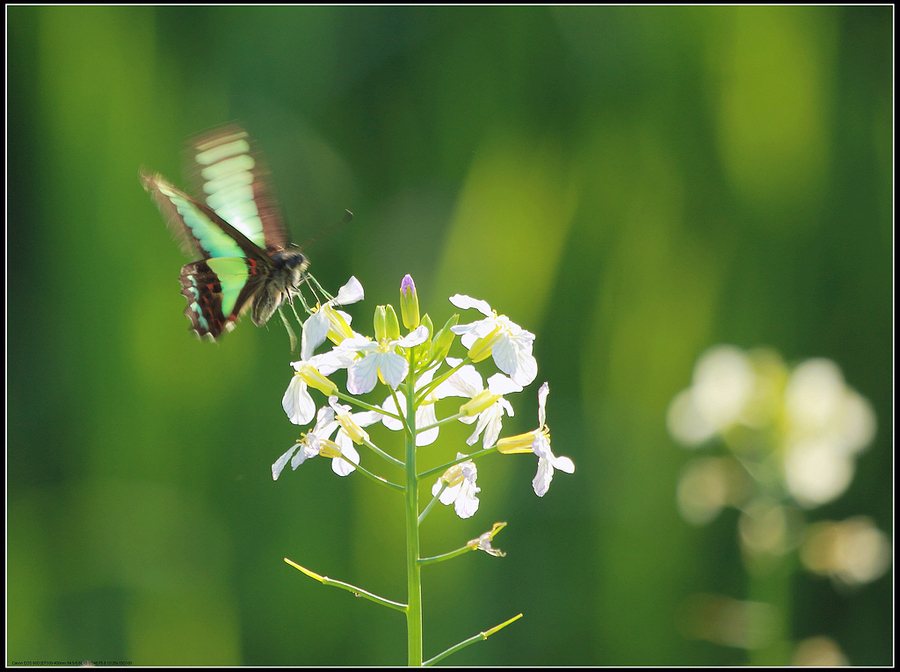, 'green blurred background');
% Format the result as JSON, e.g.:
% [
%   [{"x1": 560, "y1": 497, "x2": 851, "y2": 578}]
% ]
[{"x1": 6, "y1": 5, "x2": 892, "y2": 666}]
